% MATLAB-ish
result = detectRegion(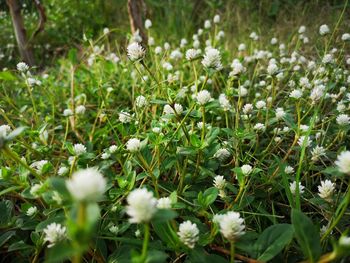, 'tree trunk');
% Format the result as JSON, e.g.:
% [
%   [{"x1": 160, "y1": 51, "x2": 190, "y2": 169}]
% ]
[
  {"x1": 127, "y1": 0, "x2": 147, "y2": 44},
  {"x1": 6, "y1": 0, "x2": 35, "y2": 66}
]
